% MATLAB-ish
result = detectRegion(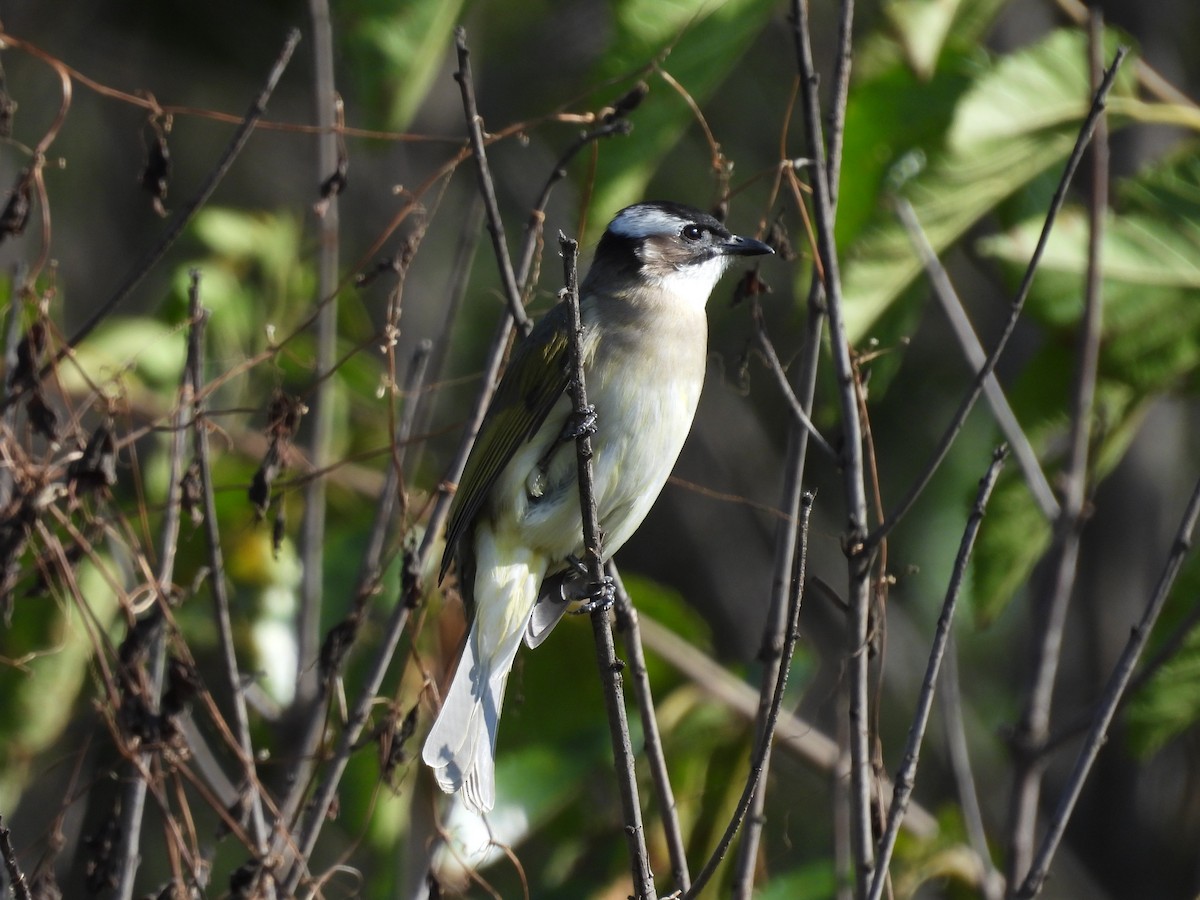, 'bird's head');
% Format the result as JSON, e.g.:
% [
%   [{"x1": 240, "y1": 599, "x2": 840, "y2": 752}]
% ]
[{"x1": 585, "y1": 201, "x2": 774, "y2": 307}]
